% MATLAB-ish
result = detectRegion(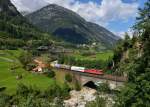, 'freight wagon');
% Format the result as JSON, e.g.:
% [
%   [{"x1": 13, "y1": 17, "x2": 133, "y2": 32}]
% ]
[
  {"x1": 59, "y1": 64, "x2": 71, "y2": 70},
  {"x1": 71, "y1": 66, "x2": 85, "y2": 72},
  {"x1": 54, "y1": 64, "x2": 61, "y2": 68}
]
